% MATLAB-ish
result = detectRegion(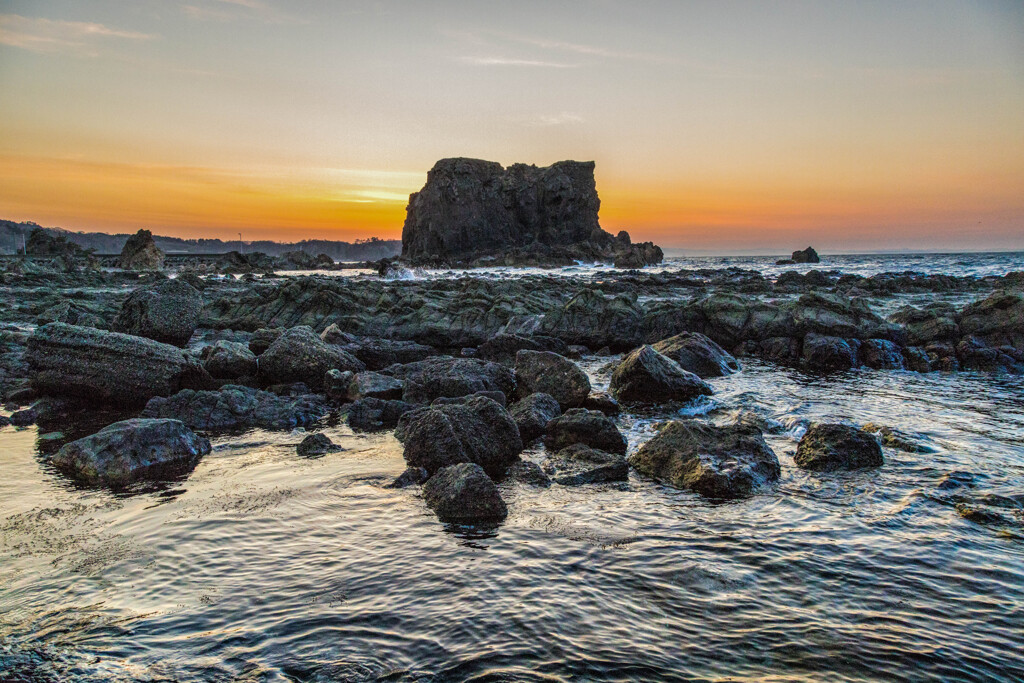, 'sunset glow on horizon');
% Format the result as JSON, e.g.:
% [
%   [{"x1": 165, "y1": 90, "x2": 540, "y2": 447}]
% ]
[{"x1": 1, "y1": 1, "x2": 1022, "y2": 252}]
